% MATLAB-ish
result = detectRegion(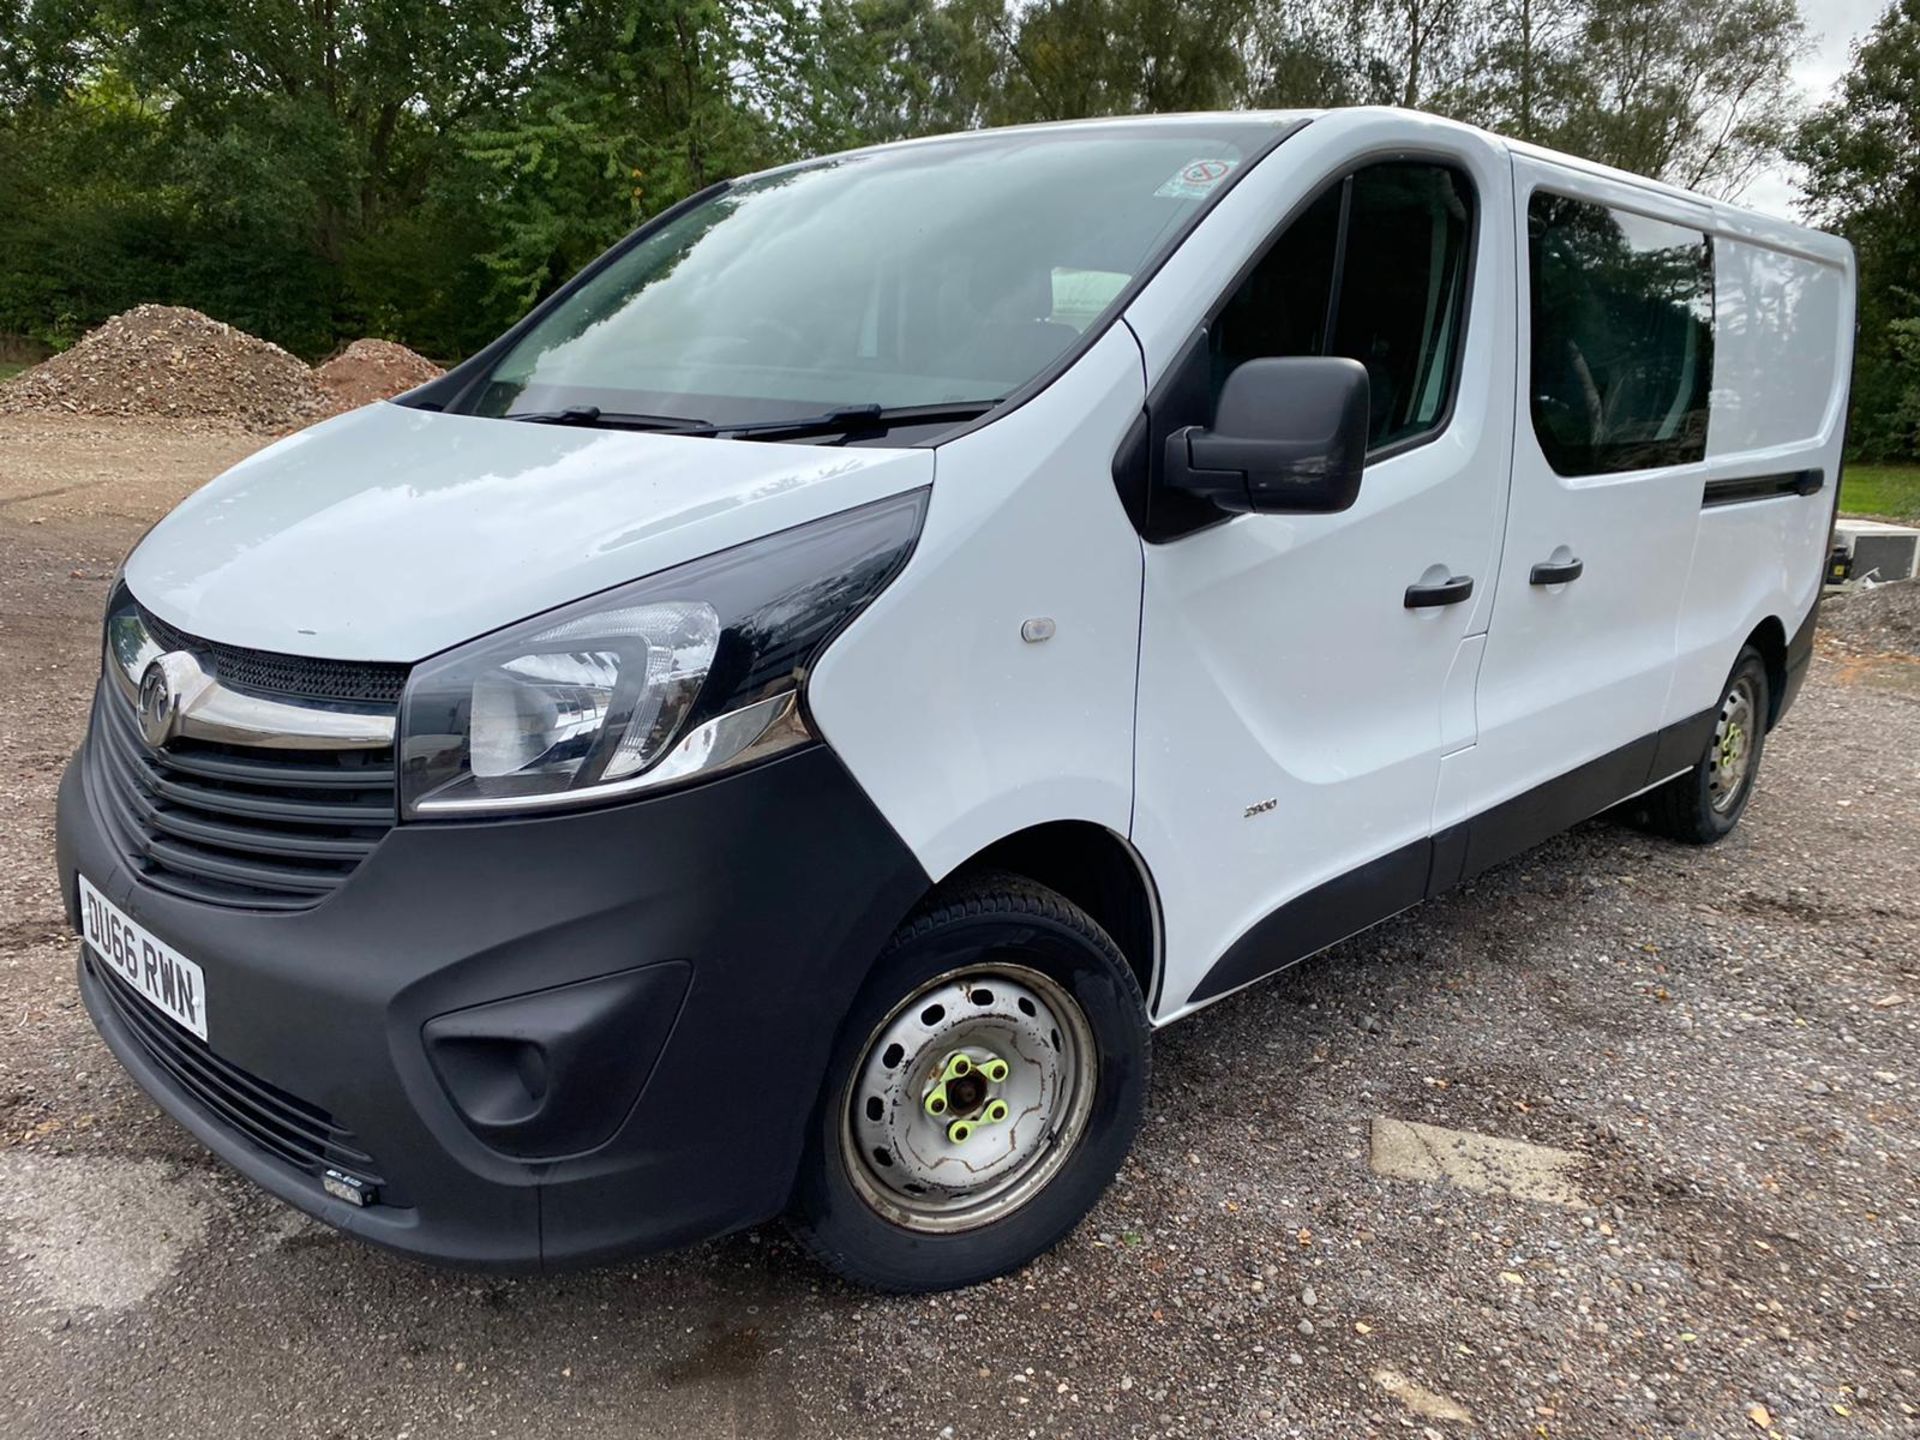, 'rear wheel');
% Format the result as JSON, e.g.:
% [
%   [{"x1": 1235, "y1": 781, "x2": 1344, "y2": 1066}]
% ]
[
  {"x1": 789, "y1": 874, "x2": 1149, "y2": 1292},
  {"x1": 1646, "y1": 646, "x2": 1770, "y2": 843}
]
